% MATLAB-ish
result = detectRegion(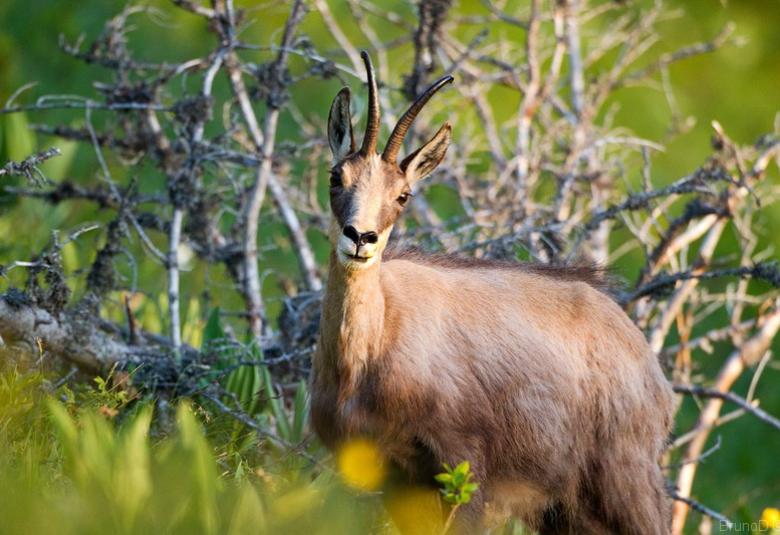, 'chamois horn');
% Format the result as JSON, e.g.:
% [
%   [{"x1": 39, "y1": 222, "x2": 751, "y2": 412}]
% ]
[
  {"x1": 359, "y1": 51, "x2": 380, "y2": 155},
  {"x1": 382, "y1": 74, "x2": 454, "y2": 163}
]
